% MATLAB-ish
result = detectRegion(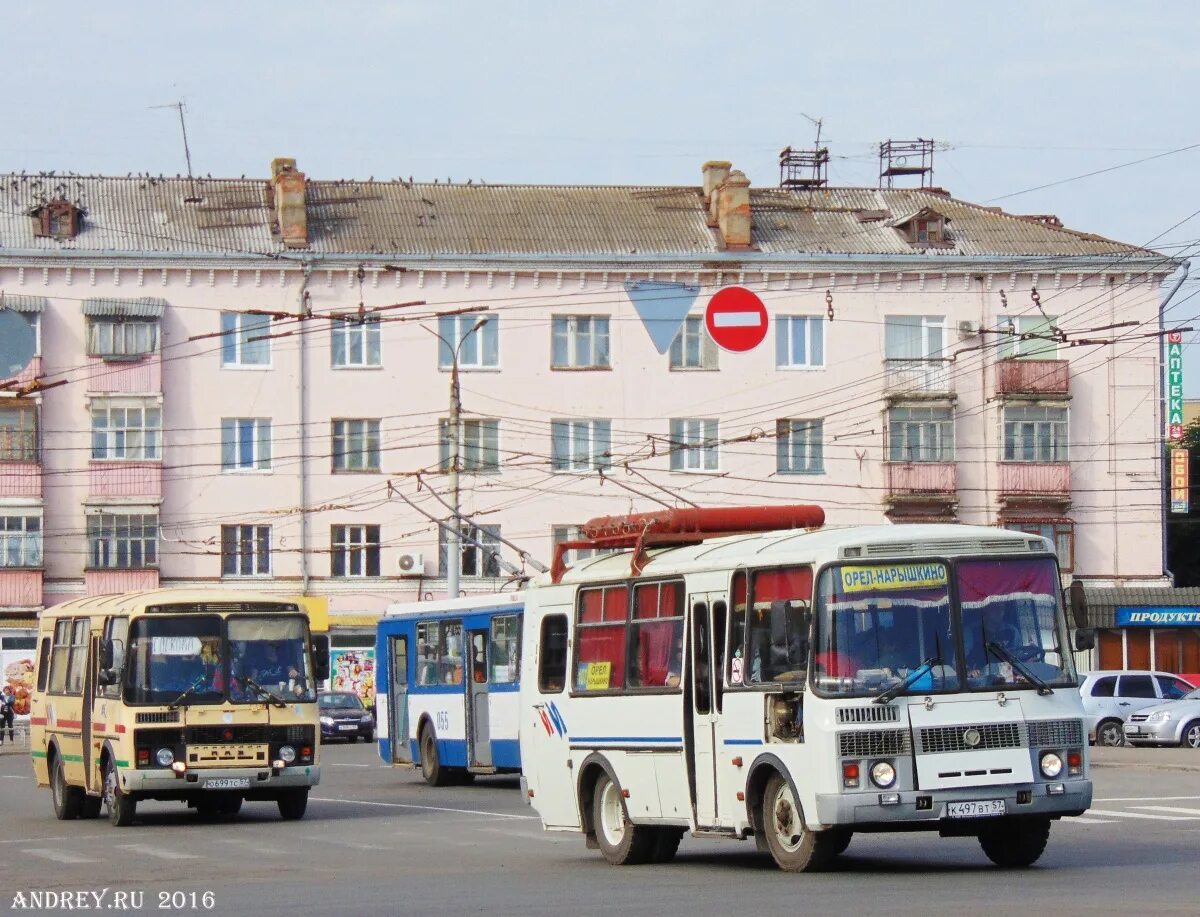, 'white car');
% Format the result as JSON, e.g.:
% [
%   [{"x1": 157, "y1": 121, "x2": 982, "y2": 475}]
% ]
[
  {"x1": 1124, "y1": 688, "x2": 1200, "y2": 748},
  {"x1": 1078, "y1": 670, "x2": 1195, "y2": 746}
]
